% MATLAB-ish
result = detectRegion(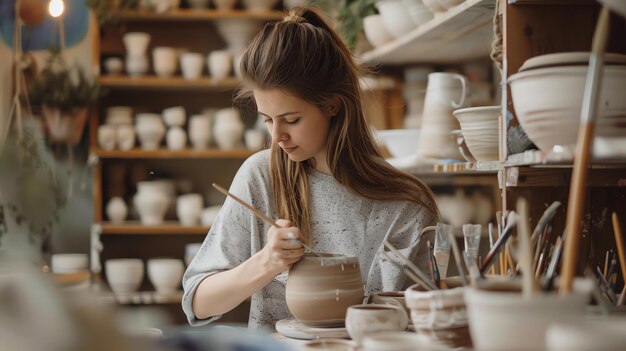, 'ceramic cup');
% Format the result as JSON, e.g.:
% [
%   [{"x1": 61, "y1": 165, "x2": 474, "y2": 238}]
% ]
[
  {"x1": 162, "y1": 106, "x2": 186, "y2": 127},
  {"x1": 188, "y1": 114, "x2": 212, "y2": 149},
  {"x1": 104, "y1": 57, "x2": 124, "y2": 75},
  {"x1": 153, "y1": 46, "x2": 178, "y2": 77},
  {"x1": 106, "y1": 196, "x2": 128, "y2": 223},
  {"x1": 207, "y1": 50, "x2": 232, "y2": 80},
  {"x1": 123, "y1": 32, "x2": 151, "y2": 56},
  {"x1": 117, "y1": 125, "x2": 136, "y2": 151},
  {"x1": 180, "y1": 52, "x2": 204, "y2": 80},
  {"x1": 147, "y1": 258, "x2": 184, "y2": 293},
  {"x1": 176, "y1": 193, "x2": 203, "y2": 226},
  {"x1": 244, "y1": 129, "x2": 266, "y2": 150},
  {"x1": 98, "y1": 124, "x2": 117, "y2": 150},
  {"x1": 346, "y1": 304, "x2": 409, "y2": 344},
  {"x1": 105, "y1": 258, "x2": 144, "y2": 294},
  {"x1": 126, "y1": 55, "x2": 149, "y2": 76},
  {"x1": 166, "y1": 126, "x2": 187, "y2": 150}
]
